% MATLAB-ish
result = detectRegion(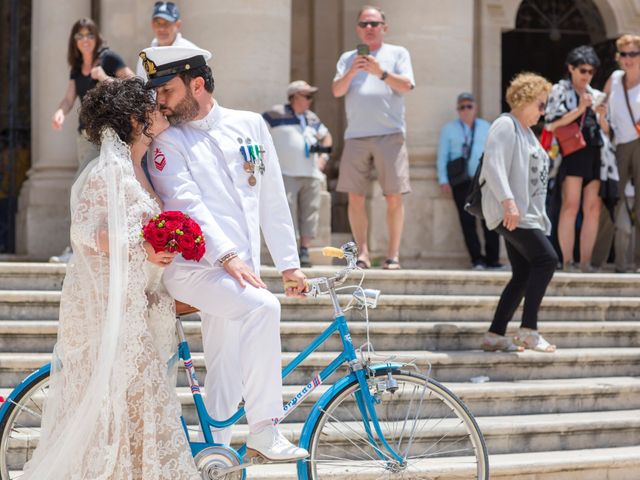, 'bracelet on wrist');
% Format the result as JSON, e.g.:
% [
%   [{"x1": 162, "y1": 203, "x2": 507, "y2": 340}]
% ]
[
  {"x1": 380, "y1": 70, "x2": 388, "y2": 81},
  {"x1": 219, "y1": 252, "x2": 238, "y2": 265}
]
